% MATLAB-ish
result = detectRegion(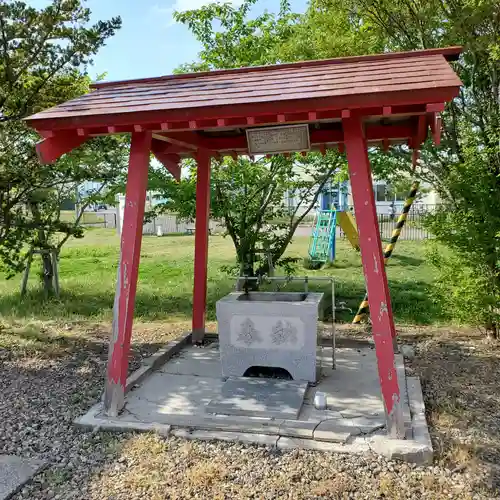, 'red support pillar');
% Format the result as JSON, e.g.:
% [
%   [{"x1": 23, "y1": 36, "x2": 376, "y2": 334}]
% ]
[
  {"x1": 342, "y1": 116, "x2": 404, "y2": 438},
  {"x1": 104, "y1": 131, "x2": 152, "y2": 416},
  {"x1": 192, "y1": 150, "x2": 211, "y2": 343}
]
